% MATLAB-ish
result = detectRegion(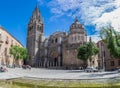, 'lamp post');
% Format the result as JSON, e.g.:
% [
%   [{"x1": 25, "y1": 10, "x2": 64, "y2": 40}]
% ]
[
  {"x1": 71, "y1": 61, "x2": 73, "y2": 70},
  {"x1": 102, "y1": 53, "x2": 105, "y2": 71}
]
